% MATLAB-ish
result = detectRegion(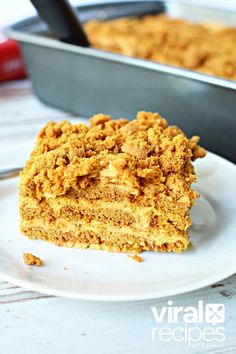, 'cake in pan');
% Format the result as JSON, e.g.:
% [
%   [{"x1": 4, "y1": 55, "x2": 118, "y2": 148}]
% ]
[
  {"x1": 85, "y1": 14, "x2": 236, "y2": 81},
  {"x1": 19, "y1": 111, "x2": 205, "y2": 253}
]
